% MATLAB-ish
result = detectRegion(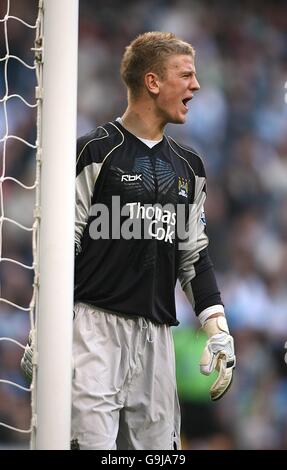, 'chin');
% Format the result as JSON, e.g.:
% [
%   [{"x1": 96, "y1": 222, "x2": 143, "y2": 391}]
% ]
[
  {"x1": 175, "y1": 116, "x2": 186, "y2": 124},
  {"x1": 168, "y1": 115, "x2": 186, "y2": 125}
]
